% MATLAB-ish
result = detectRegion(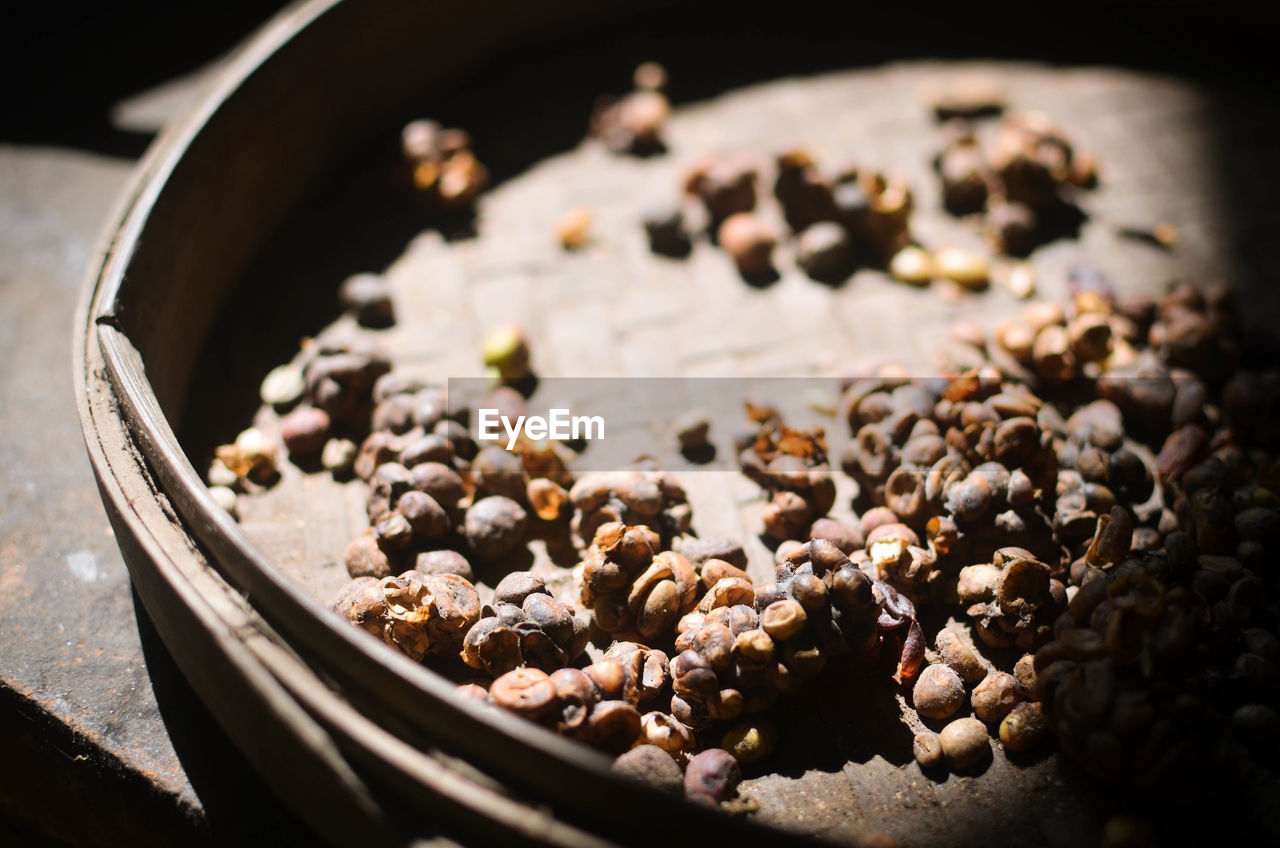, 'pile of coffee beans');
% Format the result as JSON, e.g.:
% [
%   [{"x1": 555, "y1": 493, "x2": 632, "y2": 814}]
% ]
[
  {"x1": 590, "y1": 62, "x2": 671, "y2": 156},
  {"x1": 400, "y1": 119, "x2": 488, "y2": 213},
  {"x1": 643, "y1": 148, "x2": 918, "y2": 284},
  {"x1": 934, "y1": 111, "x2": 1099, "y2": 255}
]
